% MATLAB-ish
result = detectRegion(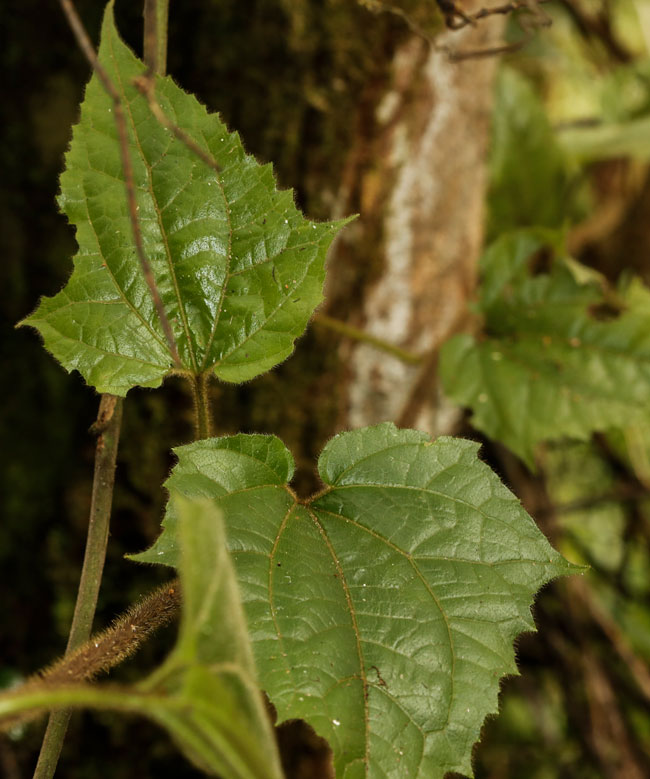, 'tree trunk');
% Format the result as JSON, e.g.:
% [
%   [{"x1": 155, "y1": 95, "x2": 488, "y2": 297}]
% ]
[{"x1": 326, "y1": 12, "x2": 503, "y2": 437}]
